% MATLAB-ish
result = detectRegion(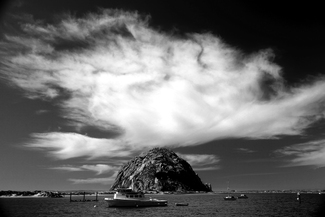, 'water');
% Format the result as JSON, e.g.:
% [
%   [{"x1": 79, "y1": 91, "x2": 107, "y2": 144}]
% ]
[{"x1": 1, "y1": 193, "x2": 324, "y2": 217}]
